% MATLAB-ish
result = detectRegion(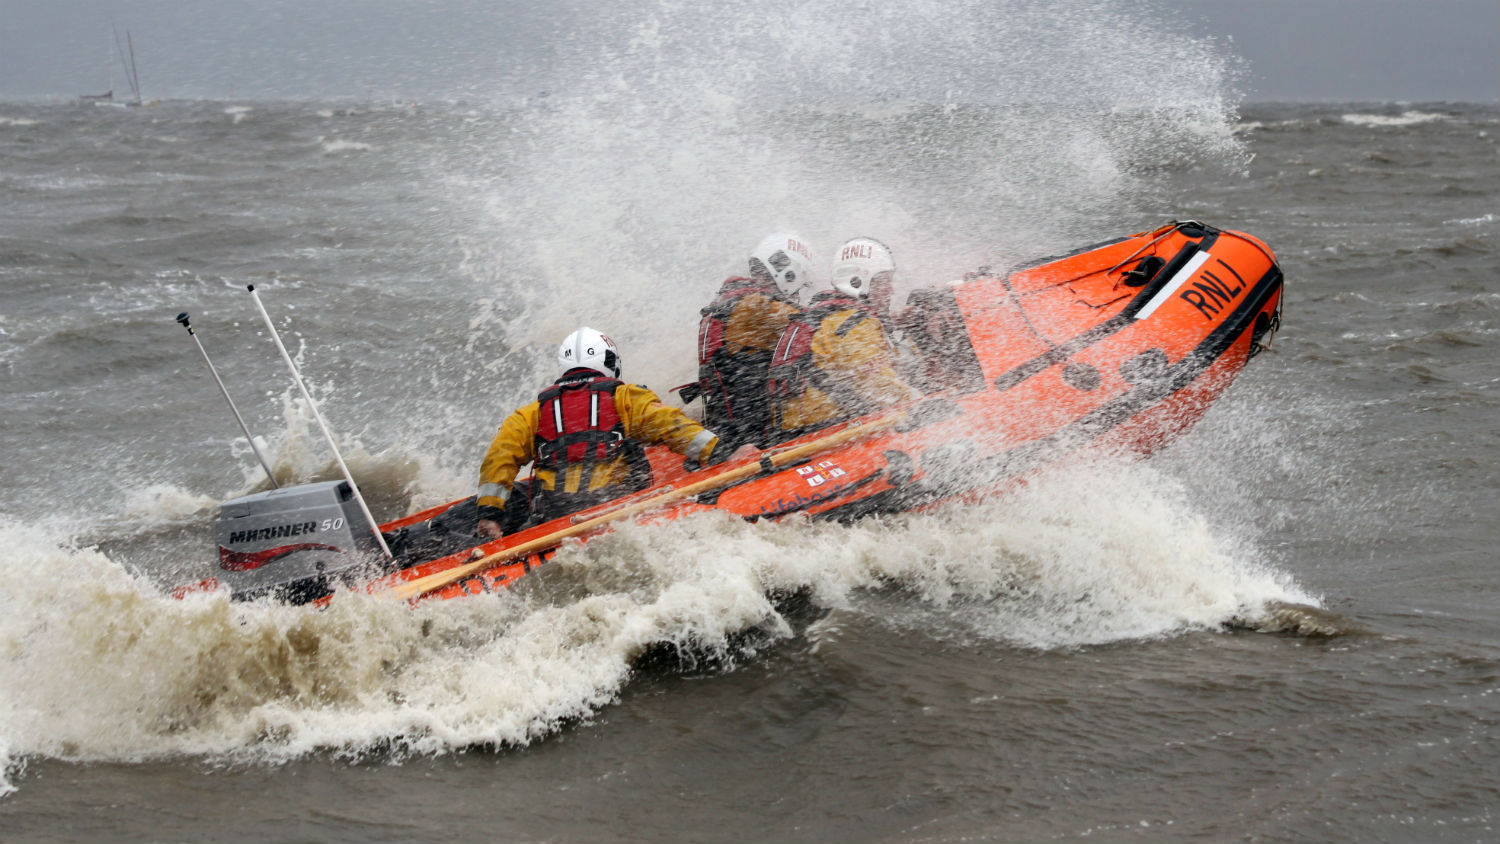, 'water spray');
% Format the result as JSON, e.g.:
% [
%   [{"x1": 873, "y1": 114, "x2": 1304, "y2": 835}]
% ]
[
  {"x1": 175, "y1": 312, "x2": 280, "y2": 489},
  {"x1": 245, "y1": 285, "x2": 393, "y2": 560}
]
